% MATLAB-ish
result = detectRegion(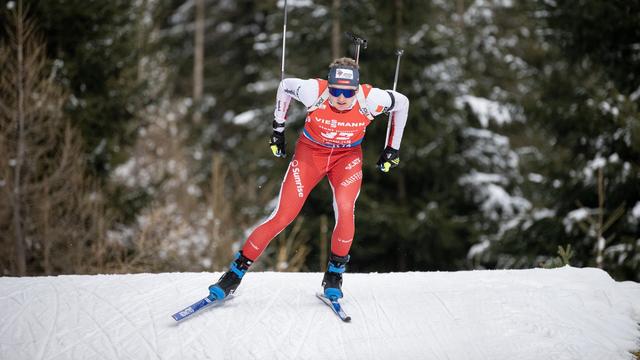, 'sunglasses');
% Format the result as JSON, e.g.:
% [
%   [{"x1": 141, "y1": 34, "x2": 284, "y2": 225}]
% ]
[{"x1": 328, "y1": 87, "x2": 356, "y2": 98}]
